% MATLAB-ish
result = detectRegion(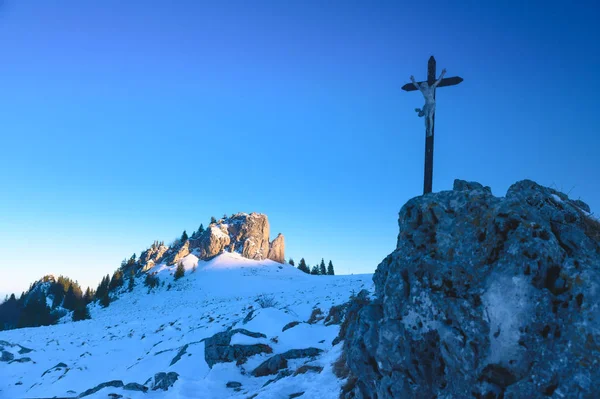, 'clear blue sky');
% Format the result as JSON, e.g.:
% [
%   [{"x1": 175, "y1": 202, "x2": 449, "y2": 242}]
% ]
[{"x1": 1, "y1": 0, "x2": 598, "y2": 297}]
